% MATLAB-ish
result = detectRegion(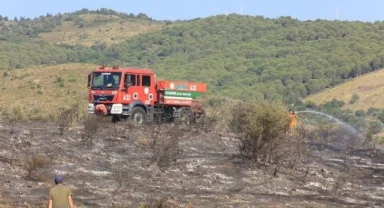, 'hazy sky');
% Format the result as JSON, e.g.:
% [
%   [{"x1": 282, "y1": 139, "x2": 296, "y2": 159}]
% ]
[{"x1": 1, "y1": 0, "x2": 383, "y2": 22}]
